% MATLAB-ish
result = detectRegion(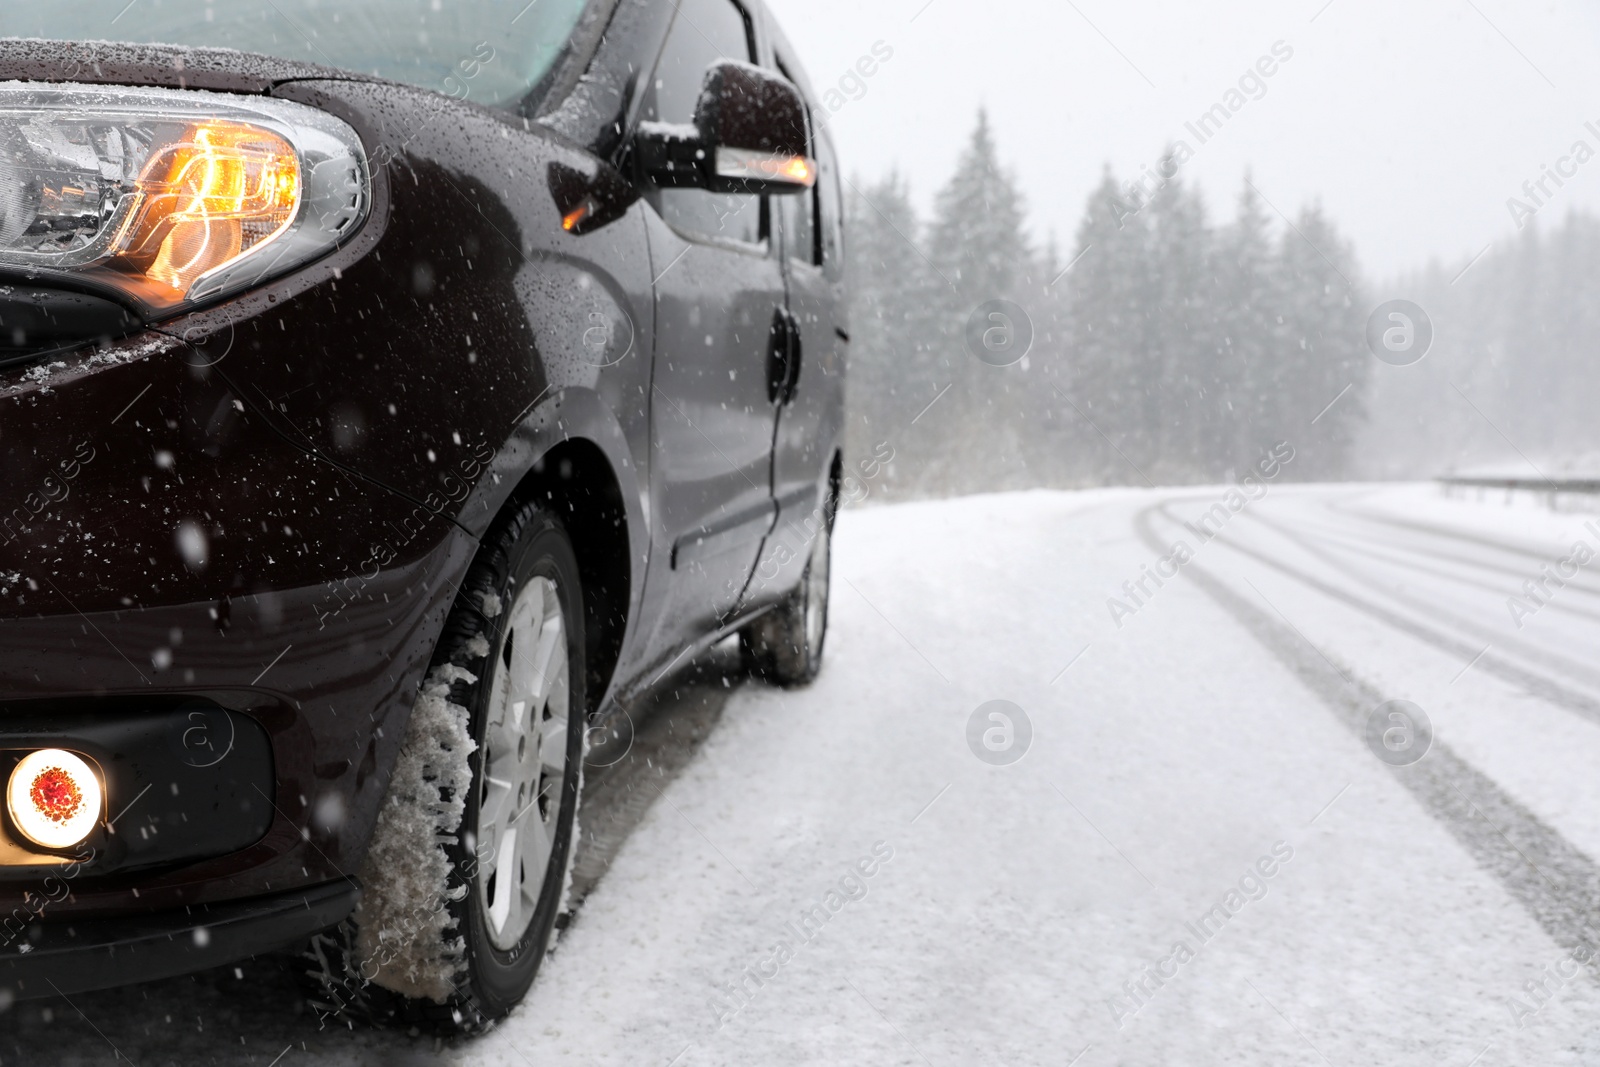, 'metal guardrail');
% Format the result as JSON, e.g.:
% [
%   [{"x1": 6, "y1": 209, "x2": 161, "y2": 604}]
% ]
[
  {"x1": 1438, "y1": 476, "x2": 1600, "y2": 493},
  {"x1": 1438, "y1": 476, "x2": 1600, "y2": 514}
]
